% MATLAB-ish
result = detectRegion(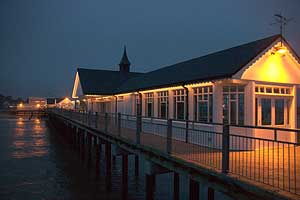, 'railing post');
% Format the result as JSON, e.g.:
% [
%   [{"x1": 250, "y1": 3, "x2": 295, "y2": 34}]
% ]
[
  {"x1": 88, "y1": 111, "x2": 91, "y2": 126},
  {"x1": 95, "y1": 112, "x2": 98, "y2": 128},
  {"x1": 274, "y1": 129, "x2": 277, "y2": 141},
  {"x1": 222, "y1": 124, "x2": 230, "y2": 174},
  {"x1": 105, "y1": 112, "x2": 108, "y2": 134},
  {"x1": 167, "y1": 119, "x2": 173, "y2": 154},
  {"x1": 118, "y1": 112, "x2": 121, "y2": 136},
  {"x1": 85, "y1": 111, "x2": 88, "y2": 124},
  {"x1": 136, "y1": 115, "x2": 141, "y2": 145},
  {"x1": 185, "y1": 120, "x2": 189, "y2": 143}
]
